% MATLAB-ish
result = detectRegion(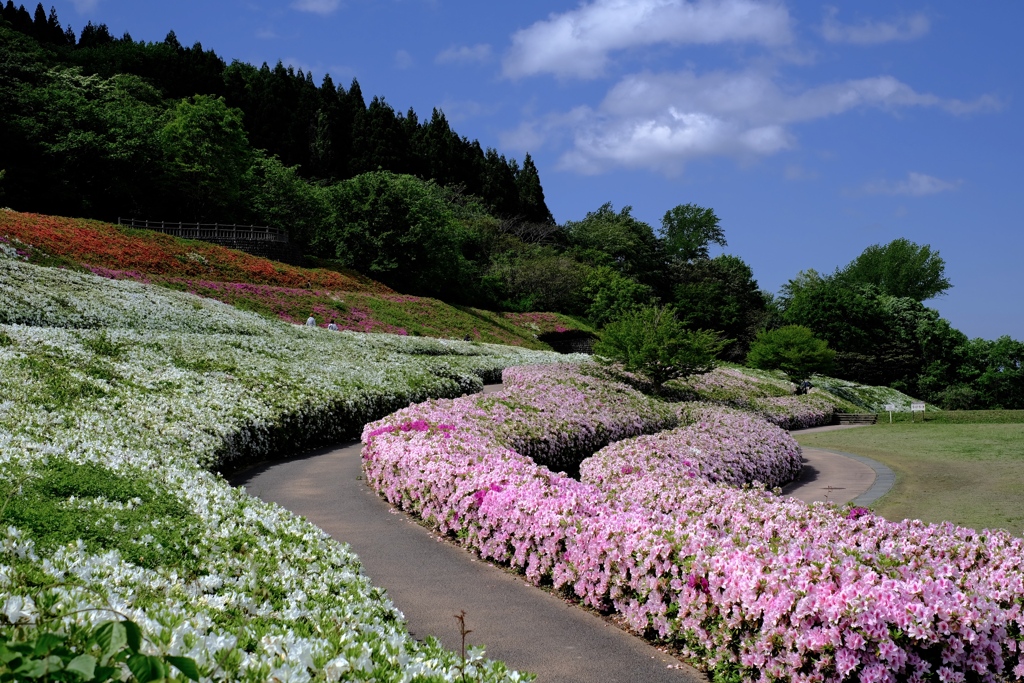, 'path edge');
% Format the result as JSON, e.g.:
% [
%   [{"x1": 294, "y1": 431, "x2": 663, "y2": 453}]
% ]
[{"x1": 812, "y1": 447, "x2": 896, "y2": 506}]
